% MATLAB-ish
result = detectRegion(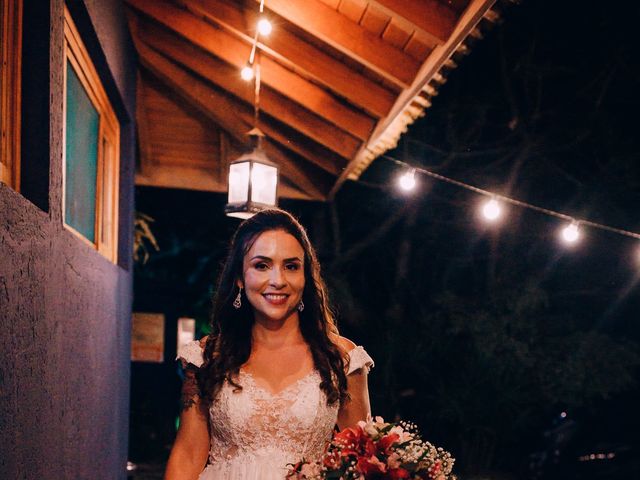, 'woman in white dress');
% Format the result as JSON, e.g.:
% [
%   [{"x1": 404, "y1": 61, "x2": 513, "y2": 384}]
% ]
[{"x1": 165, "y1": 208, "x2": 374, "y2": 480}]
